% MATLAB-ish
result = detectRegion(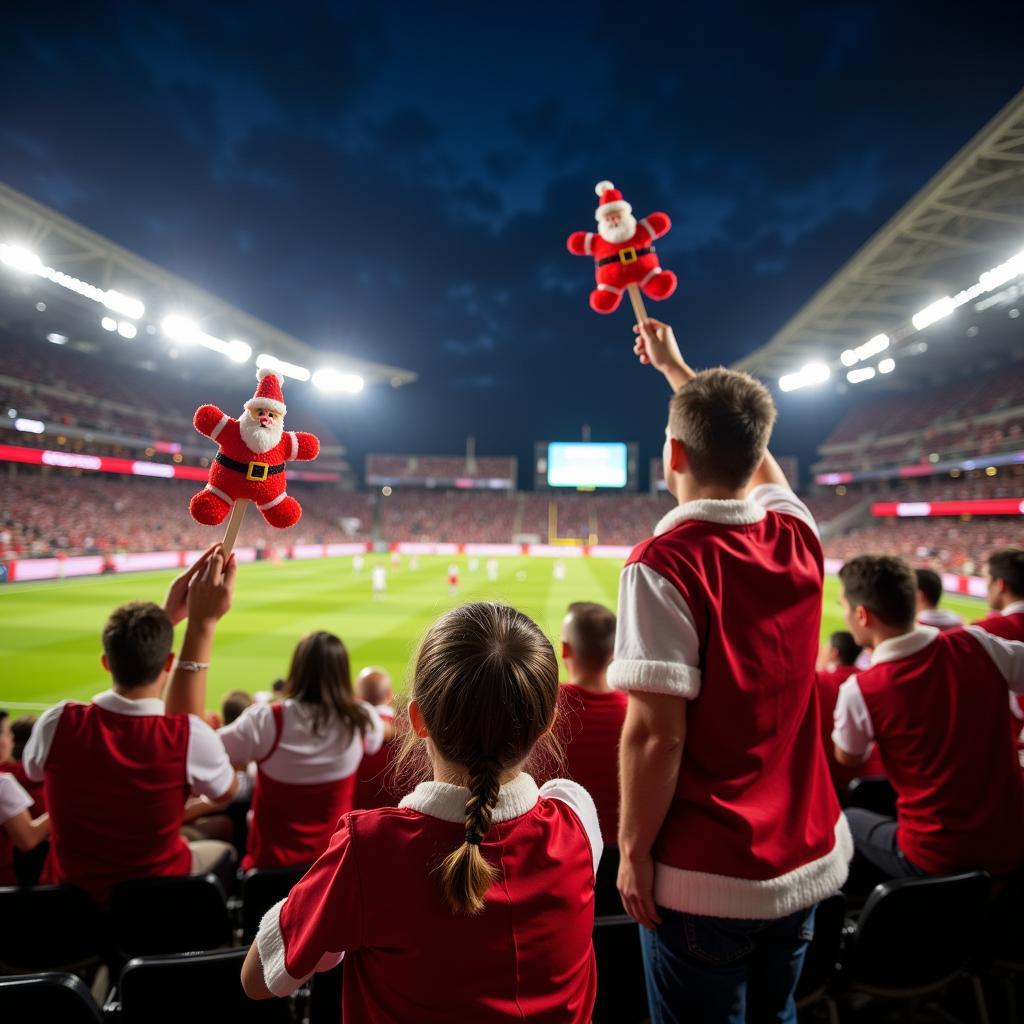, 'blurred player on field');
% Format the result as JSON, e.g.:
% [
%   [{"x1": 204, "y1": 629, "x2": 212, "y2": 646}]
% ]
[
  {"x1": 372, "y1": 564, "x2": 387, "y2": 599},
  {"x1": 448, "y1": 563, "x2": 460, "y2": 596}
]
